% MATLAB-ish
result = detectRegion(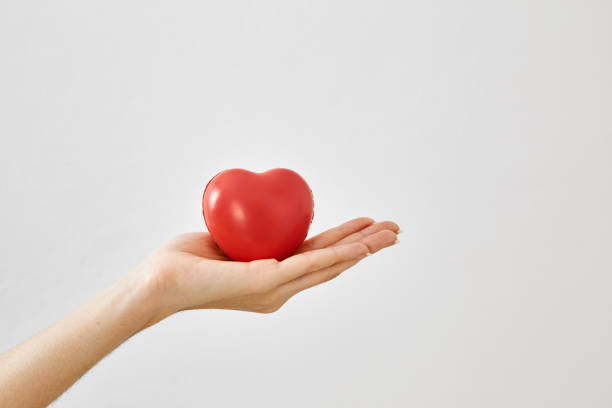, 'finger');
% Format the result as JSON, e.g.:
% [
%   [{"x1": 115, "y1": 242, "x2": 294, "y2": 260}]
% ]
[
  {"x1": 360, "y1": 229, "x2": 399, "y2": 253},
  {"x1": 297, "y1": 217, "x2": 374, "y2": 253},
  {"x1": 334, "y1": 221, "x2": 400, "y2": 246},
  {"x1": 280, "y1": 230, "x2": 399, "y2": 294},
  {"x1": 277, "y1": 231, "x2": 399, "y2": 299},
  {"x1": 276, "y1": 242, "x2": 369, "y2": 284},
  {"x1": 279, "y1": 258, "x2": 362, "y2": 296}
]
